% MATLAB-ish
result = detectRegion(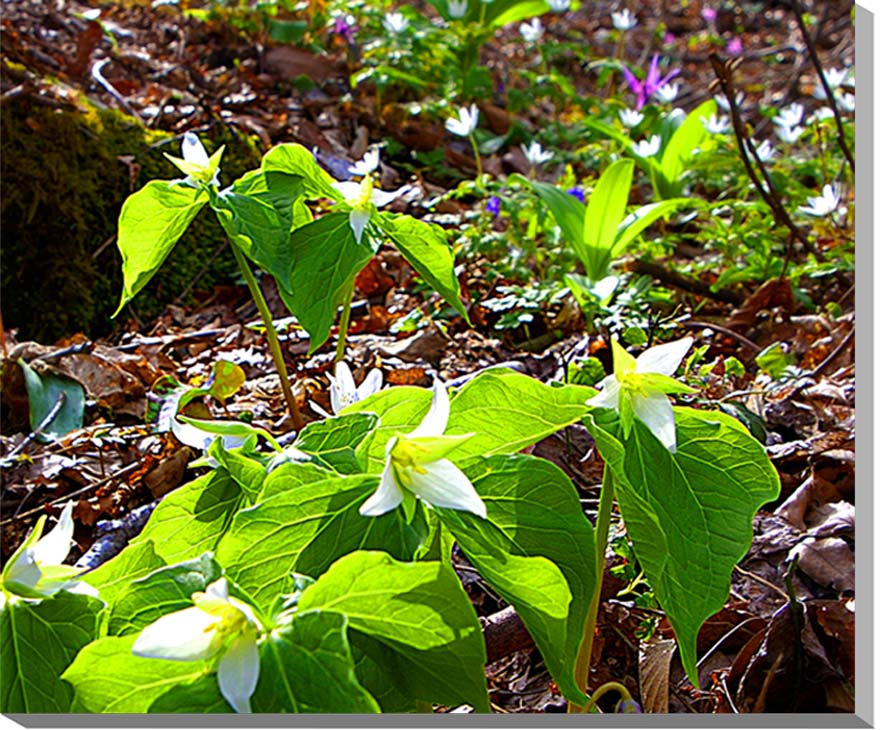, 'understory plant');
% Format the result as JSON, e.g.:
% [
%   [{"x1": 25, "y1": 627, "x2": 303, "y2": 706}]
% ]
[
  {"x1": 112, "y1": 135, "x2": 468, "y2": 428},
  {"x1": 1, "y1": 358, "x2": 779, "y2": 713}
]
